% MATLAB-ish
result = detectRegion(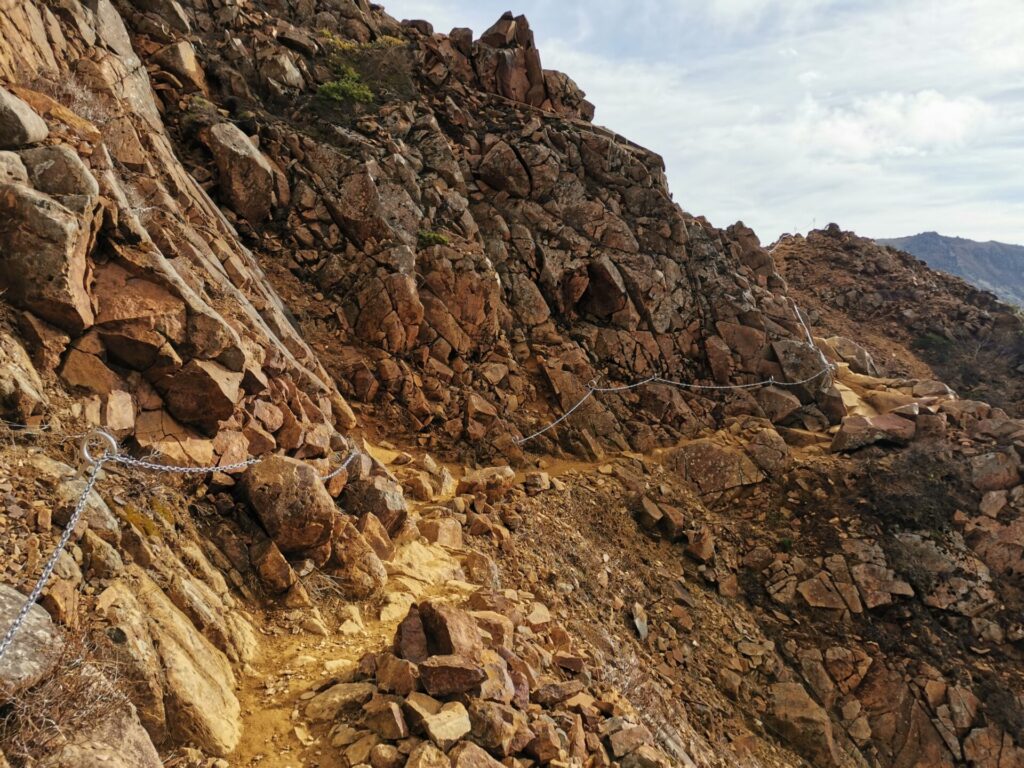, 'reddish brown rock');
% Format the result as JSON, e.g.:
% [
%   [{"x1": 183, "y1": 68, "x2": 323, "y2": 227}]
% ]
[
  {"x1": 375, "y1": 652, "x2": 420, "y2": 696},
  {"x1": 448, "y1": 741, "x2": 505, "y2": 768},
  {"x1": 419, "y1": 601, "x2": 483, "y2": 657},
  {"x1": 418, "y1": 655, "x2": 486, "y2": 696},
  {"x1": 203, "y1": 122, "x2": 276, "y2": 223},
  {"x1": 394, "y1": 605, "x2": 430, "y2": 662},
  {"x1": 242, "y1": 455, "x2": 337, "y2": 554},
  {"x1": 831, "y1": 414, "x2": 916, "y2": 452},
  {"x1": 249, "y1": 540, "x2": 296, "y2": 594},
  {"x1": 767, "y1": 682, "x2": 840, "y2": 767},
  {"x1": 667, "y1": 439, "x2": 764, "y2": 494},
  {"x1": 326, "y1": 517, "x2": 387, "y2": 599},
  {"x1": 457, "y1": 465, "x2": 516, "y2": 496},
  {"x1": 970, "y1": 451, "x2": 1021, "y2": 492},
  {"x1": 343, "y1": 476, "x2": 409, "y2": 535}
]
